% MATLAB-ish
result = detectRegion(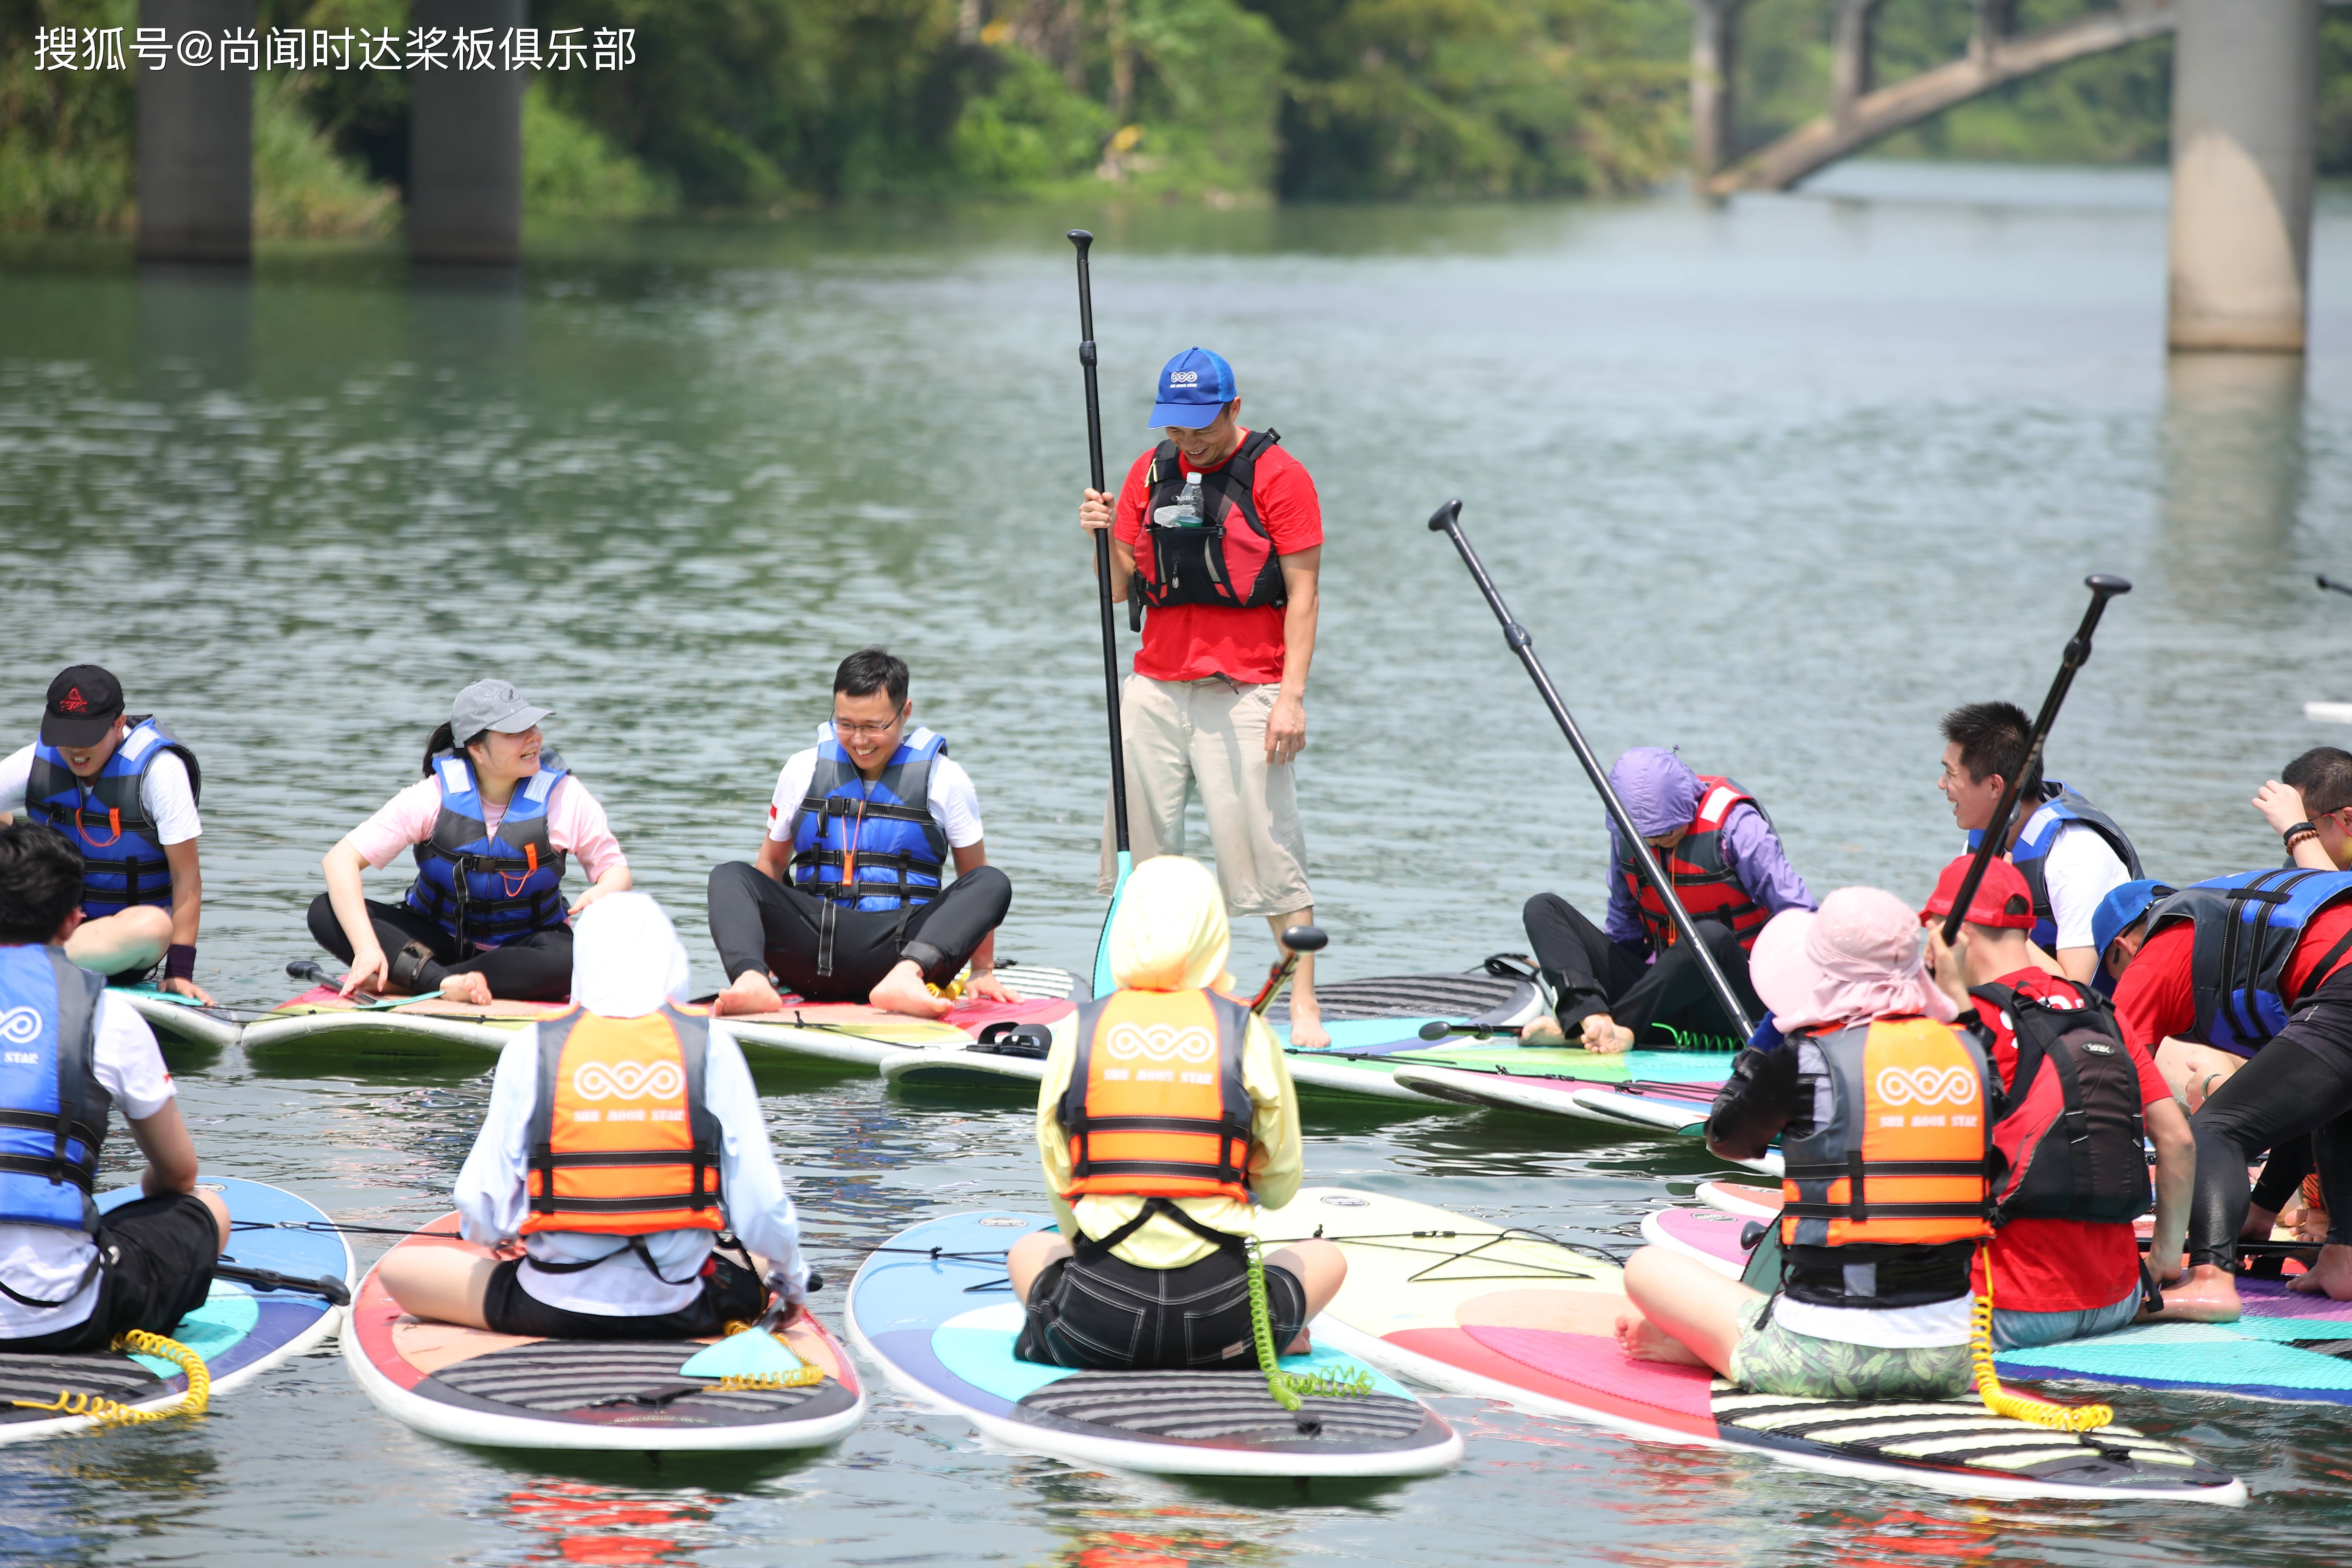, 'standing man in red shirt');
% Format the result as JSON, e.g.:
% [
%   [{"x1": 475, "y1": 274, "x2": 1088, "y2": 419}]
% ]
[{"x1": 1077, "y1": 348, "x2": 1328, "y2": 1048}]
